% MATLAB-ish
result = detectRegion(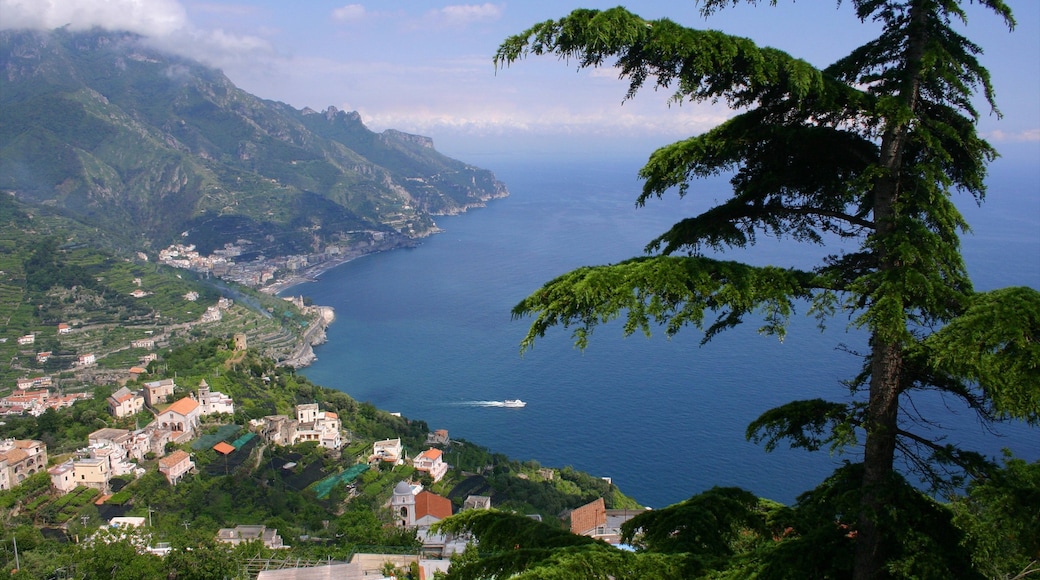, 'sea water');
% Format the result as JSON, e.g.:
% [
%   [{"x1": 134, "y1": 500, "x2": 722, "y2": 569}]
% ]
[{"x1": 294, "y1": 149, "x2": 1040, "y2": 508}]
